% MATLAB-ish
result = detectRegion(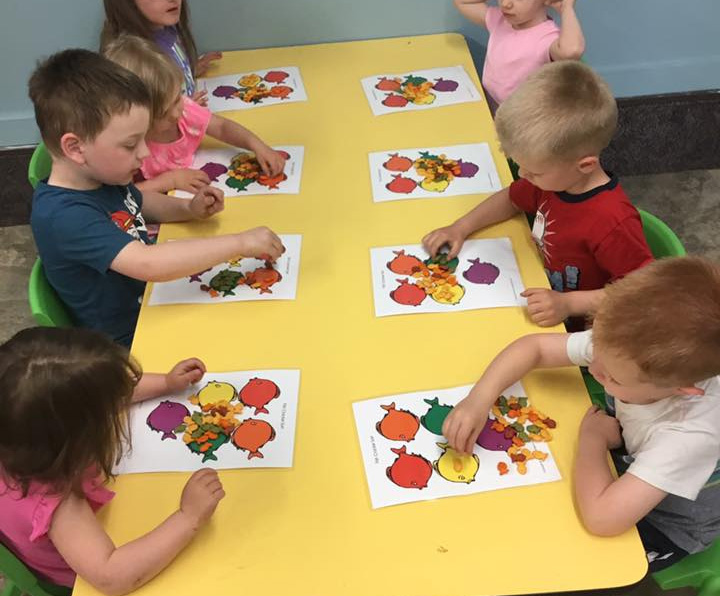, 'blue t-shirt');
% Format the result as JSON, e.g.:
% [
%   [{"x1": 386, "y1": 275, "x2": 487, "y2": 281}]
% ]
[{"x1": 31, "y1": 182, "x2": 149, "y2": 346}]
